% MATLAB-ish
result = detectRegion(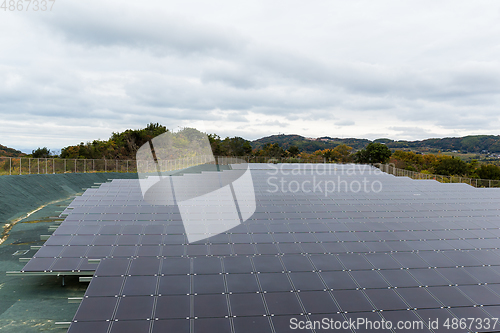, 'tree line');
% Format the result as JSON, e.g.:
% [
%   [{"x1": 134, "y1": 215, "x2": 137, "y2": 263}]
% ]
[
  {"x1": 389, "y1": 150, "x2": 500, "y2": 179},
  {"x1": 25, "y1": 124, "x2": 500, "y2": 180}
]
